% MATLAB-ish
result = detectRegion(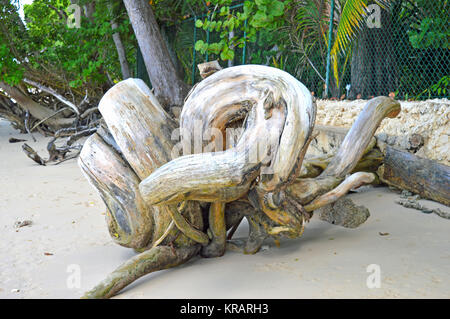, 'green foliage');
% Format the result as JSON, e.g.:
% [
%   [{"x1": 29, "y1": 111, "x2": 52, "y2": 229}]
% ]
[
  {"x1": 408, "y1": 18, "x2": 449, "y2": 49},
  {"x1": 0, "y1": 1, "x2": 26, "y2": 85},
  {"x1": 0, "y1": 0, "x2": 136, "y2": 95},
  {"x1": 406, "y1": 0, "x2": 448, "y2": 50},
  {"x1": 430, "y1": 75, "x2": 449, "y2": 96},
  {"x1": 419, "y1": 75, "x2": 449, "y2": 99},
  {"x1": 392, "y1": 0, "x2": 449, "y2": 99},
  {"x1": 0, "y1": 43, "x2": 24, "y2": 85},
  {"x1": 193, "y1": 0, "x2": 290, "y2": 62}
]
